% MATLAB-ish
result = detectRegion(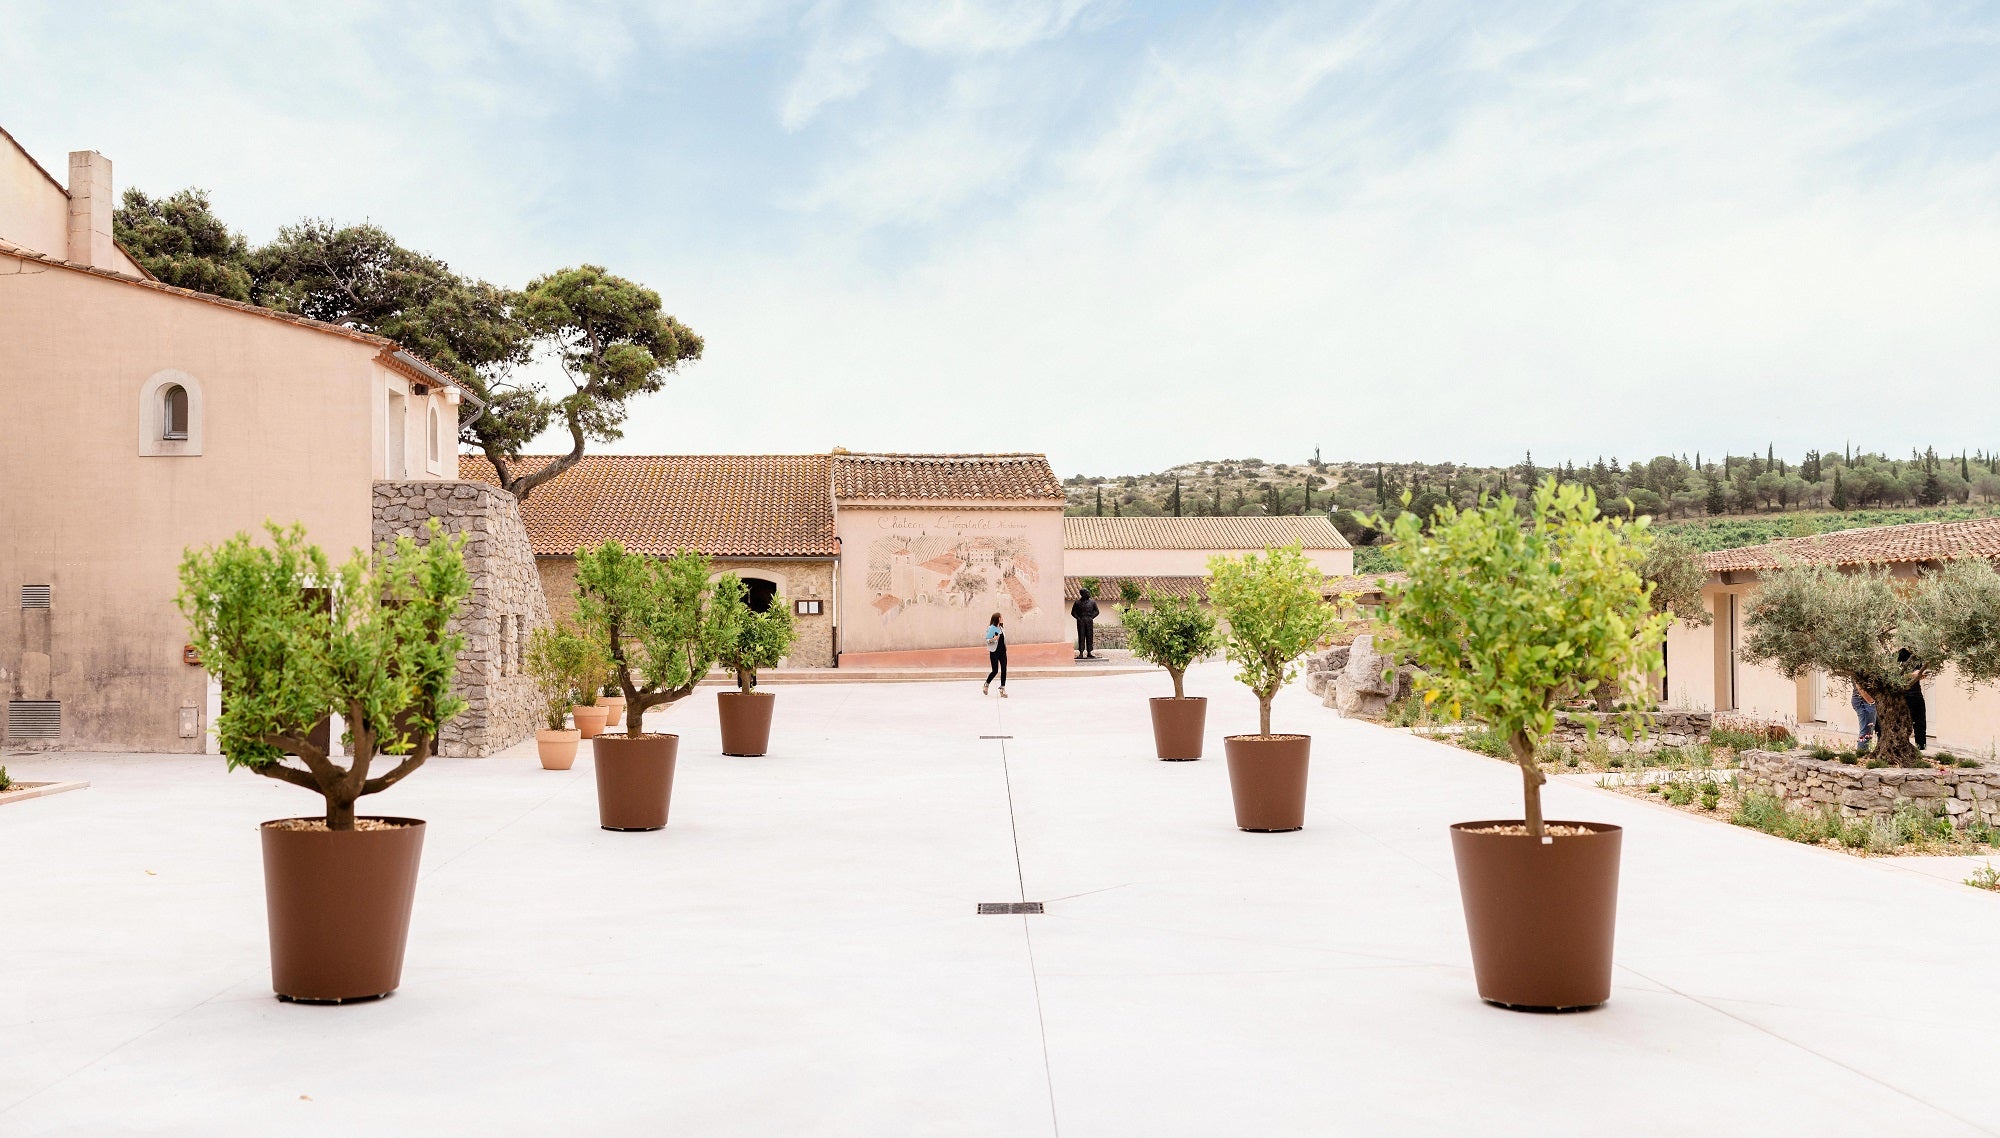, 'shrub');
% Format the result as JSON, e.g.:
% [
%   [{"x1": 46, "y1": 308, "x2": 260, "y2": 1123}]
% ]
[
  {"x1": 0, "y1": 765, "x2": 11, "y2": 792},
  {"x1": 177, "y1": 520, "x2": 468, "y2": 830},
  {"x1": 1699, "y1": 780, "x2": 1722, "y2": 810},
  {"x1": 1381, "y1": 479, "x2": 1671, "y2": 838},
  {"x1": 1662, "y1": 779, "x2": 1695, "y2": 806},
  {"x1": 525, "y1": 618, "x2": 607, "y2": 731},
  {"x1": 711, "y1": 574, "x2": 797, "y2": 693},
  {"x1": 1967, "y1": 863, "x2": 2000, "y2": 892},
  {"x1": 1120, "y1": 591, "x2": 1220, "y2": 699},
  {"x1": 1208, "y1": 544, "x2": 1340, "y2": 735},
  {"x1": 574, "y1": 541, "x2": 728, "y2": 735}
]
